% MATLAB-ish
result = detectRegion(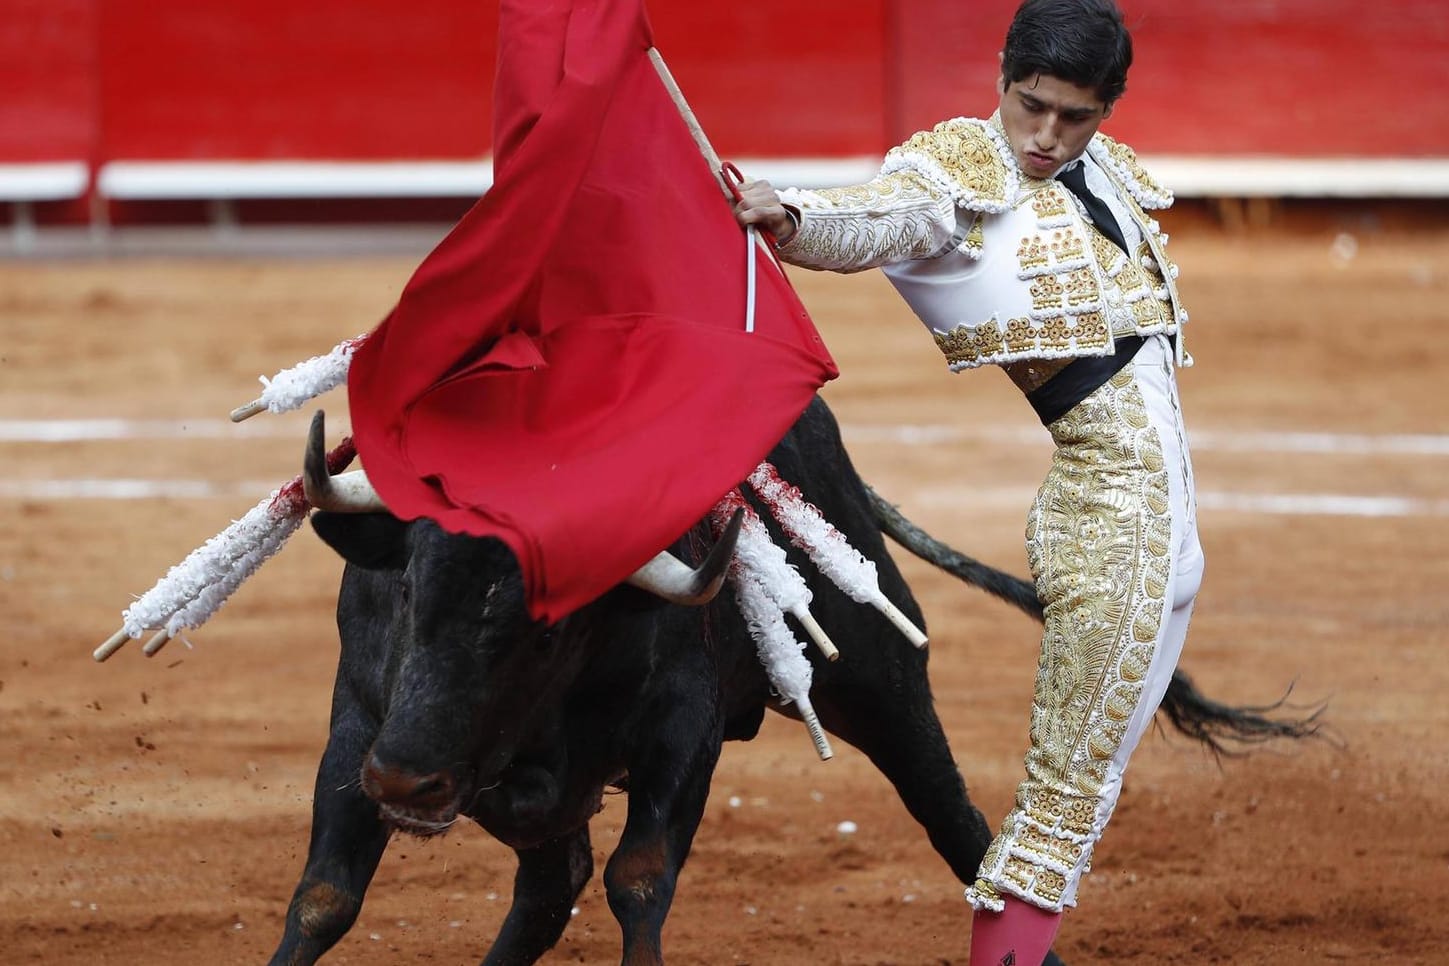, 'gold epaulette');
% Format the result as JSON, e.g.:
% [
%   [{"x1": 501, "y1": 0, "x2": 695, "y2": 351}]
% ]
[
  {"x1": 1089, "y1": 133, "x2": 1174, "y2": 210},
  {"x1": 882, "y1": 117, "x2": 1017, "y2": 214}
]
